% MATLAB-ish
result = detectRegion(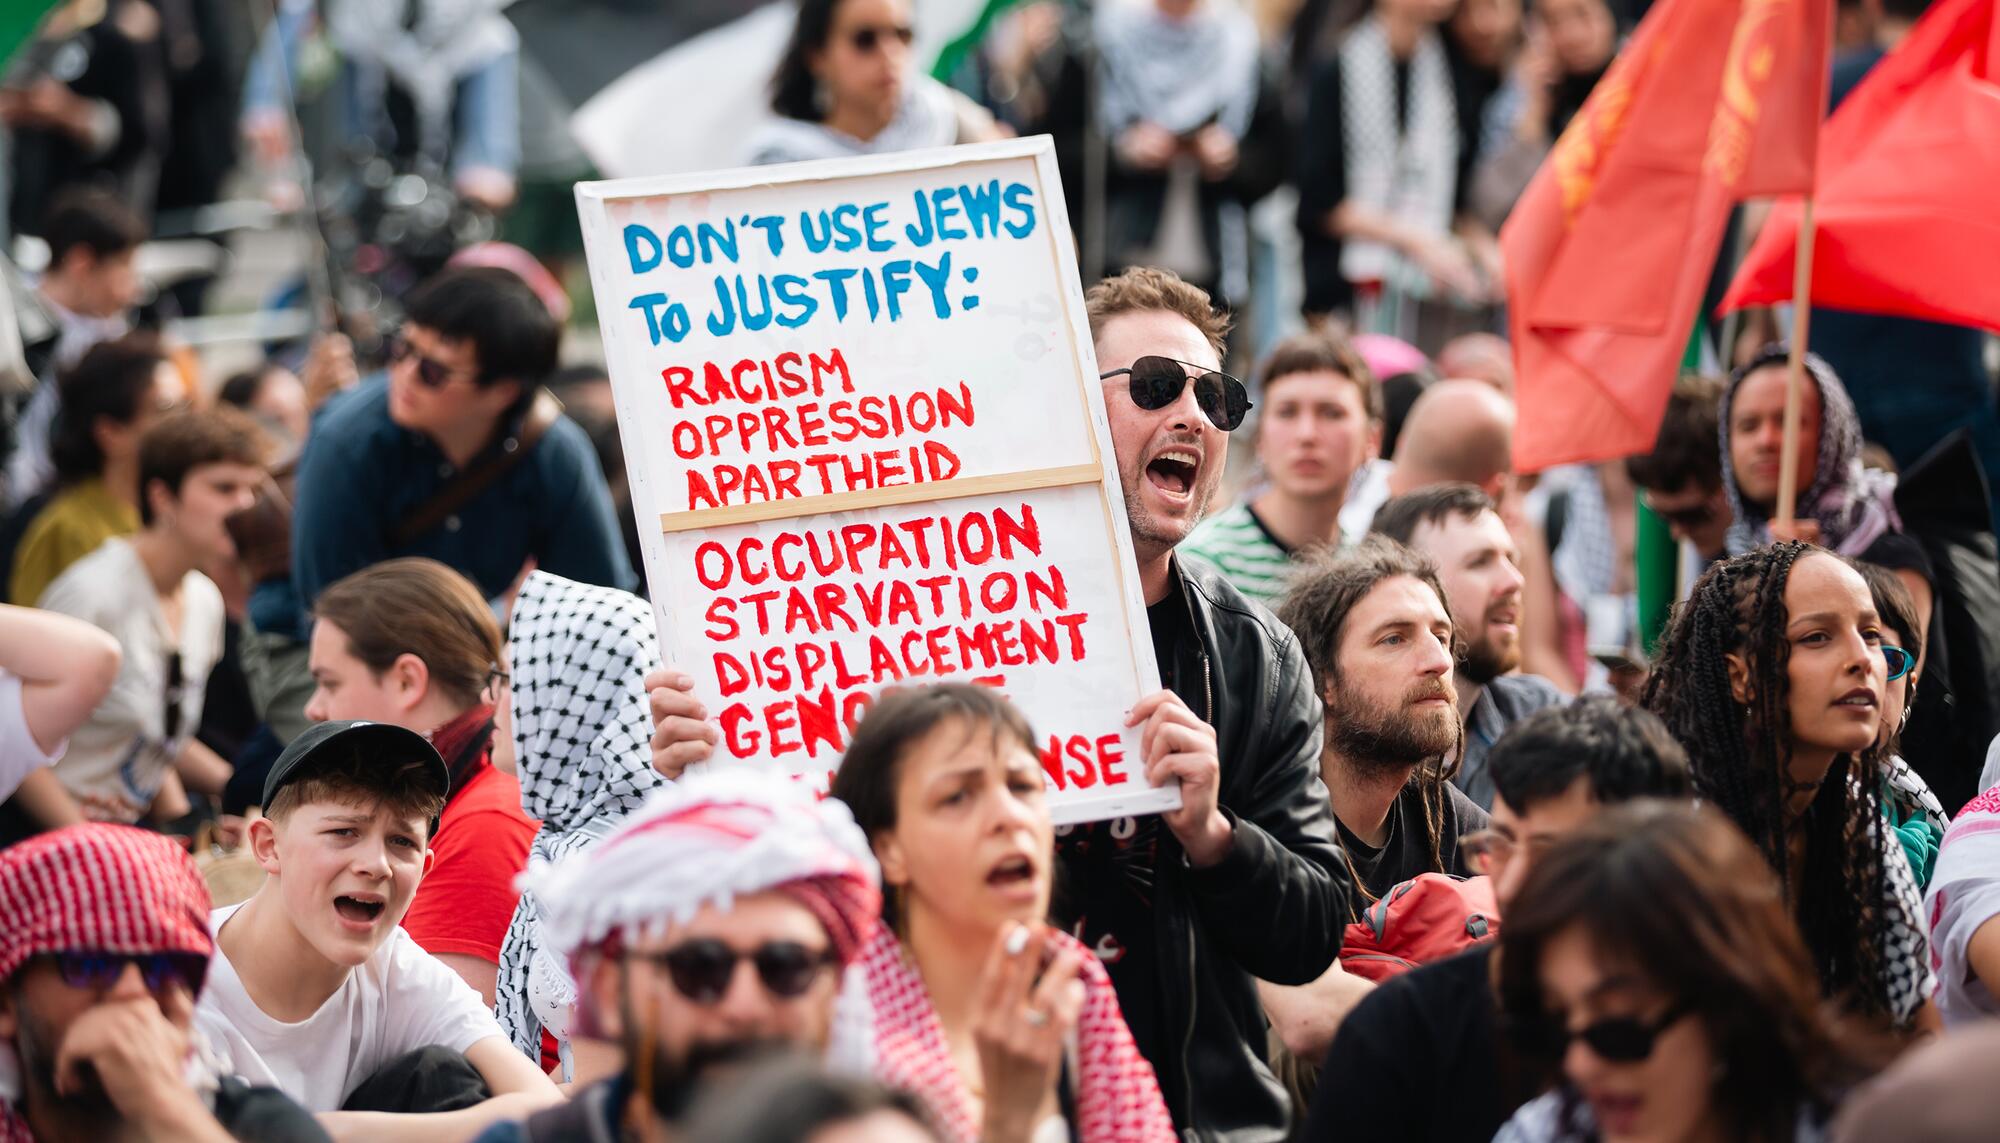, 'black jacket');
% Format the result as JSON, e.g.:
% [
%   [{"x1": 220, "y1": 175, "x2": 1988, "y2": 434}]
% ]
[{"x1": 1059, "y1": 556, "x2": 1351, "y2": 1140}]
